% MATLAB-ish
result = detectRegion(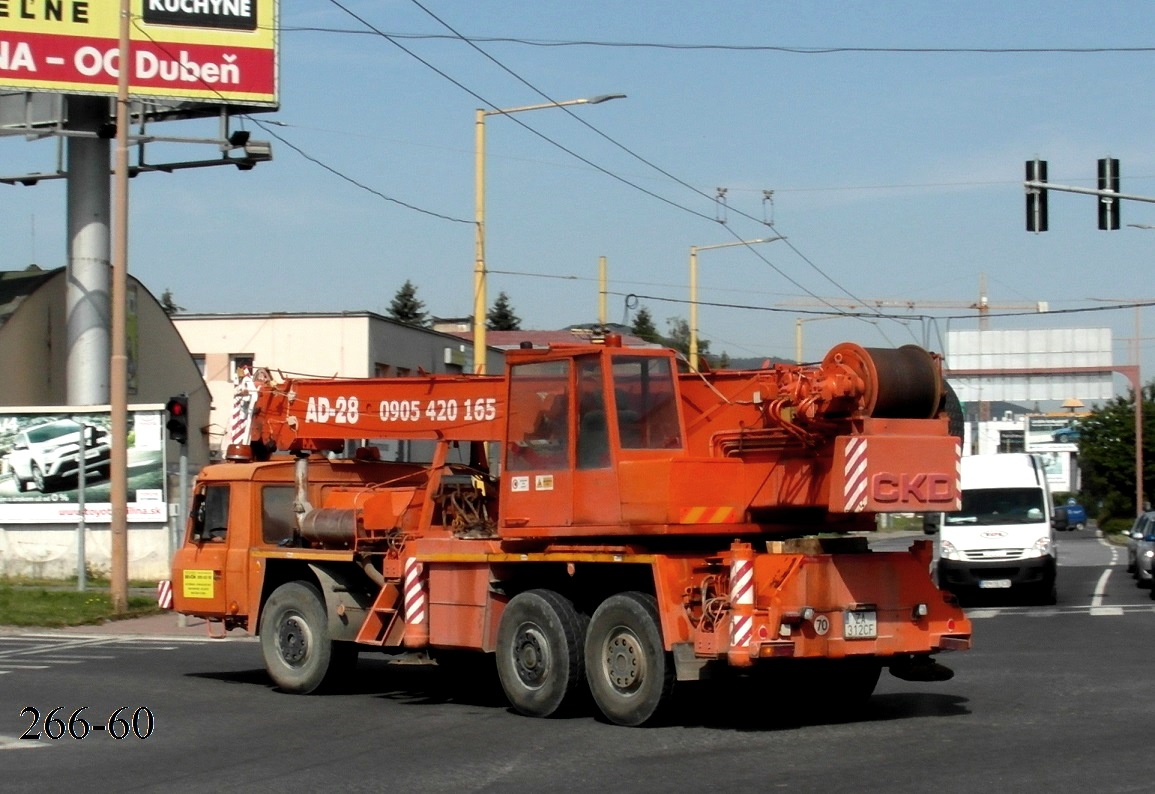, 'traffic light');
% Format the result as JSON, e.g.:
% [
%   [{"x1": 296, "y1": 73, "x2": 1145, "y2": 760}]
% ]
[
  {"x1": 1025, "y1": 159, "x2": 1048, "y2": 232},
  {"x1": 1097, "y1": 157, "x2": 1120, "y2": 230},
  {"x1": 165, "y1": 395, "x2": 189, "y2": 444}
]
